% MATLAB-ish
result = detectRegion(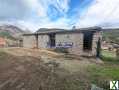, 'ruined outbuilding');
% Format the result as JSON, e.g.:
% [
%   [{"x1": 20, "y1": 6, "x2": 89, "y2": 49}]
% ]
[{"x1": 23, "y1": 27, "x2": 102, "y2": 57}]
